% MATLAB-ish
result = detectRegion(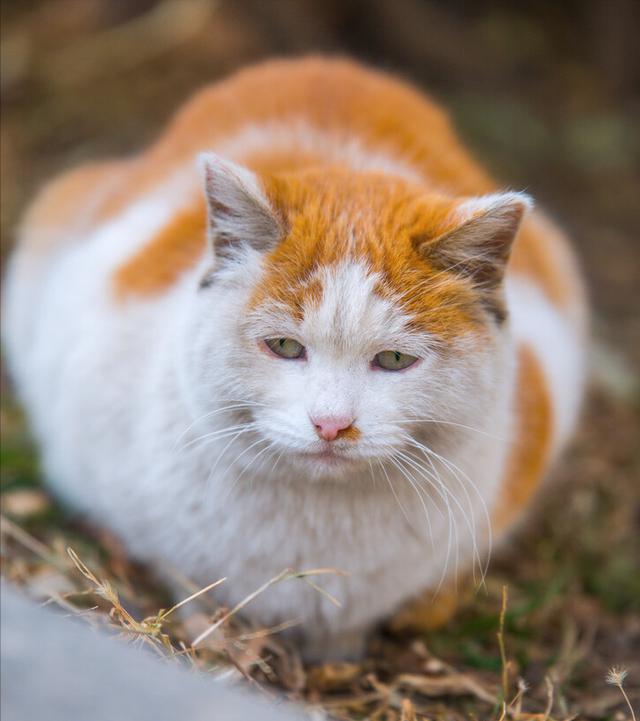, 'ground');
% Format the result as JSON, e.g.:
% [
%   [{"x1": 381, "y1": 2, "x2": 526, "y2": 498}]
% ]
[{"x1": 1, "y1": 2, "x2": 639, "y2": 719}]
